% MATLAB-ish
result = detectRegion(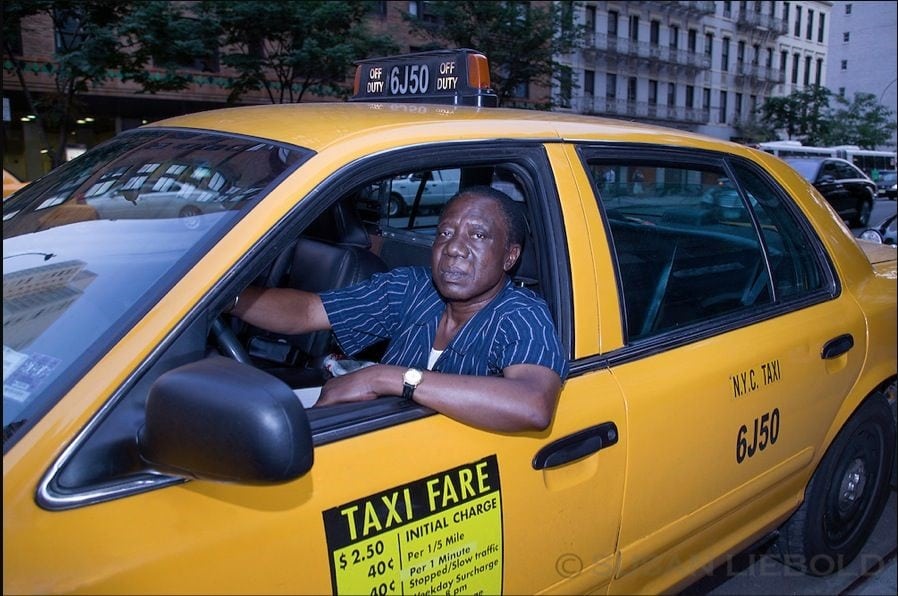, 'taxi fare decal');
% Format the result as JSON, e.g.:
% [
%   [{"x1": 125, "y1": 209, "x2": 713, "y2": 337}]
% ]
[
  {"x1": 729, "y1": 358, "x2": 782, "y2": 399},
  {"x1": 323, "y1": 455, "x2": 503, "y2": 596}
]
